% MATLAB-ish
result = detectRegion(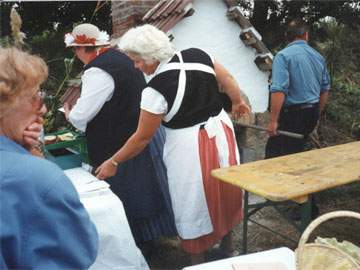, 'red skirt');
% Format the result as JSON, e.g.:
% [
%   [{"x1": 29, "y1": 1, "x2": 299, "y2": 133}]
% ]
[{"x1": 181, "y1": 122, "x2": 243, "y2": 254}]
